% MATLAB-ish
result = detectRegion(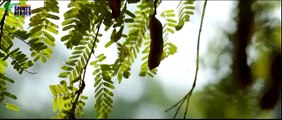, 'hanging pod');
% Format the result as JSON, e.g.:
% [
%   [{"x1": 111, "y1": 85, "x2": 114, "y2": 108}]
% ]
[
  {"x1": 108, "y1": 0, "x2": 121, "y2": 20},
  {"x1": 148, "y1": 15, "x2": 163, "y2": 70}
]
